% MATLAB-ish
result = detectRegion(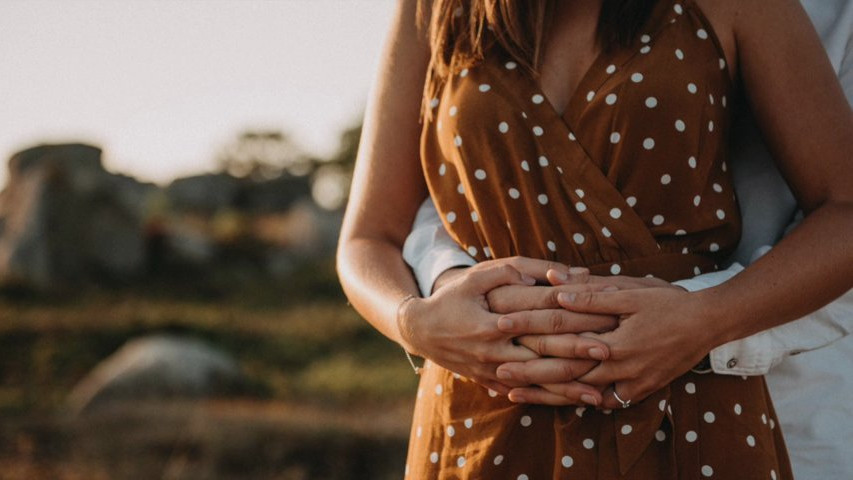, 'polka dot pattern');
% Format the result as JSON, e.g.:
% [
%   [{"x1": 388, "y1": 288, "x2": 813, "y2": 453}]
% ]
[{"x1": 409, "y1": 0, "x2": 782, "y2": 477}]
